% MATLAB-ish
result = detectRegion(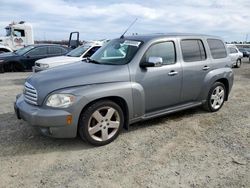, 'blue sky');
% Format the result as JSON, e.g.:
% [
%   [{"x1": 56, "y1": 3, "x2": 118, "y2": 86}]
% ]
[{"x1": 0, "y1": 0, "x2": 249, "y2": 42}]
